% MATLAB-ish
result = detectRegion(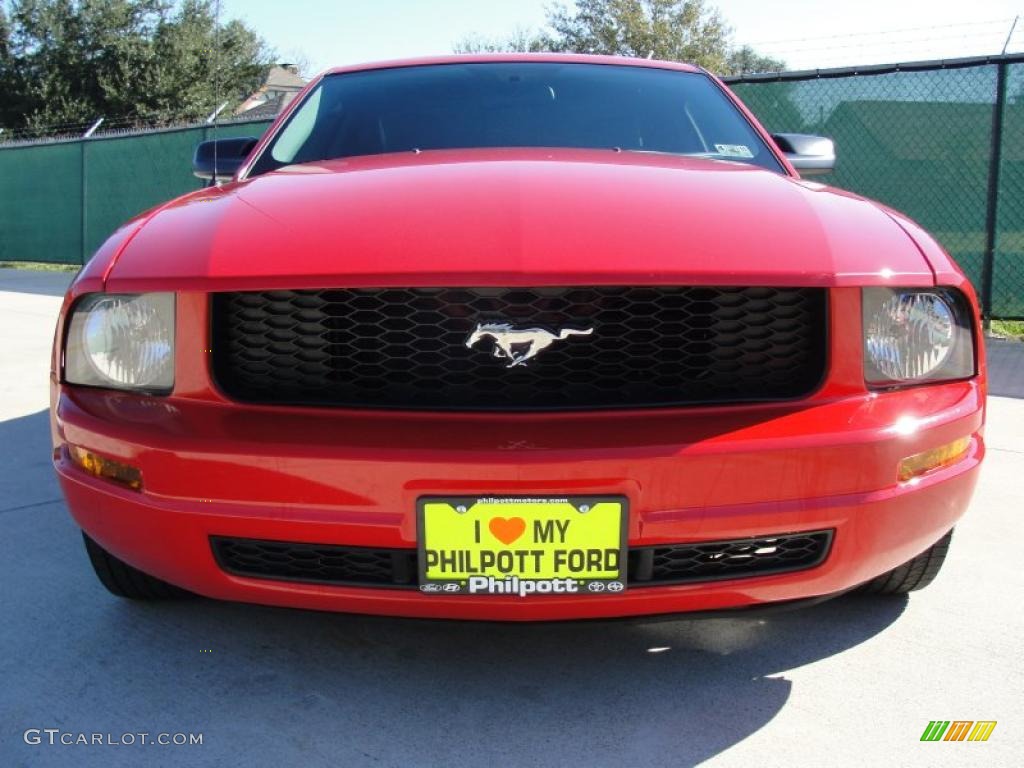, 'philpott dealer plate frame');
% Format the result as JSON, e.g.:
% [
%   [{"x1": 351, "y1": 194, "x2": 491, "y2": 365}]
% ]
[{"x1": 417, "y1": 495, "x2": 629, "y2": 596}]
